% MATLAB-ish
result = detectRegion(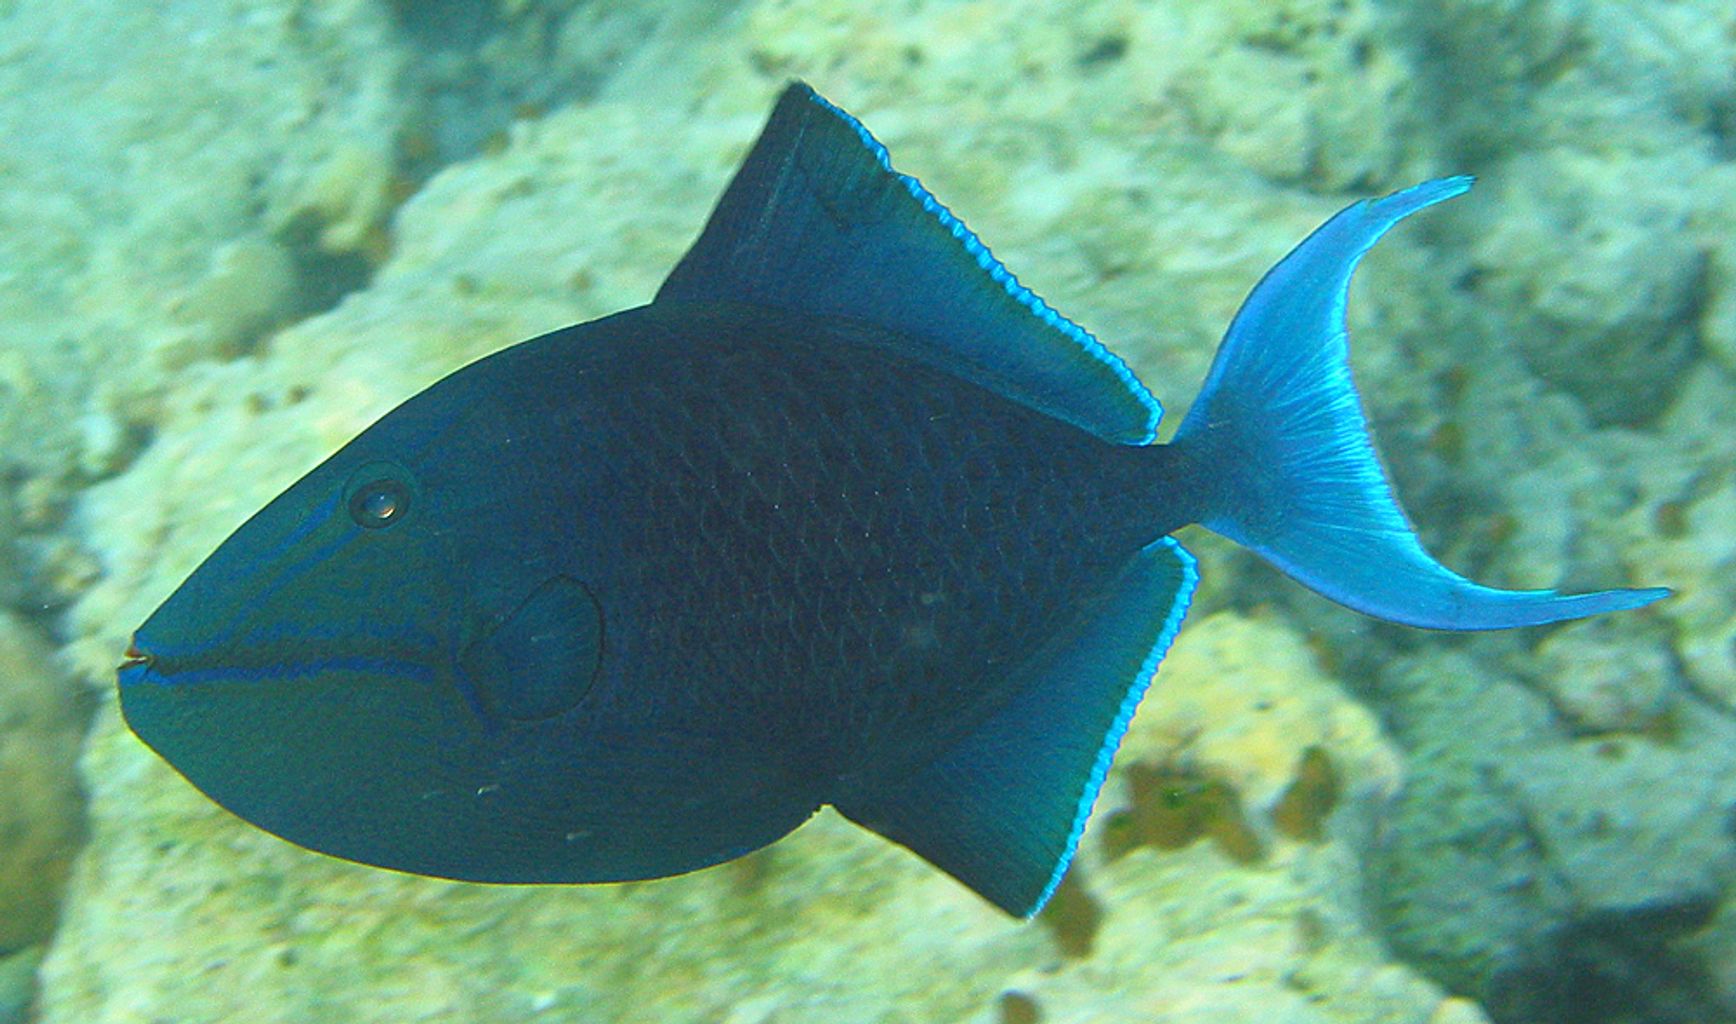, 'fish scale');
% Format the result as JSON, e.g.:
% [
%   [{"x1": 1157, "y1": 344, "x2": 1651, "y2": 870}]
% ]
[{"x1": 591, "y1": 307, "x2": 1154, "y2": 755}]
